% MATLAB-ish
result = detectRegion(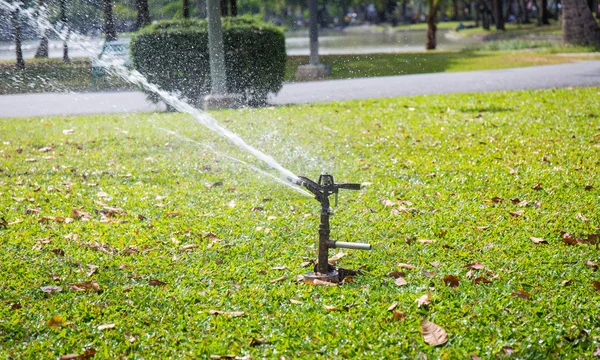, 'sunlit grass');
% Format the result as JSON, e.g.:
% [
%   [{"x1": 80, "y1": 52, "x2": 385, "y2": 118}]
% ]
[{"x1": 1, "y1": 87, "x2": 600, "y2": 358}]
